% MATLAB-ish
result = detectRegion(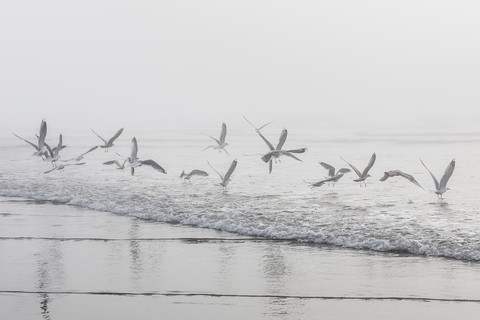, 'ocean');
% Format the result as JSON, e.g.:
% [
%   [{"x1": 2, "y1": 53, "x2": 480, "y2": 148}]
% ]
[{"x1": 2, "y1": 125, "x2": 479, "y2": 262}]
